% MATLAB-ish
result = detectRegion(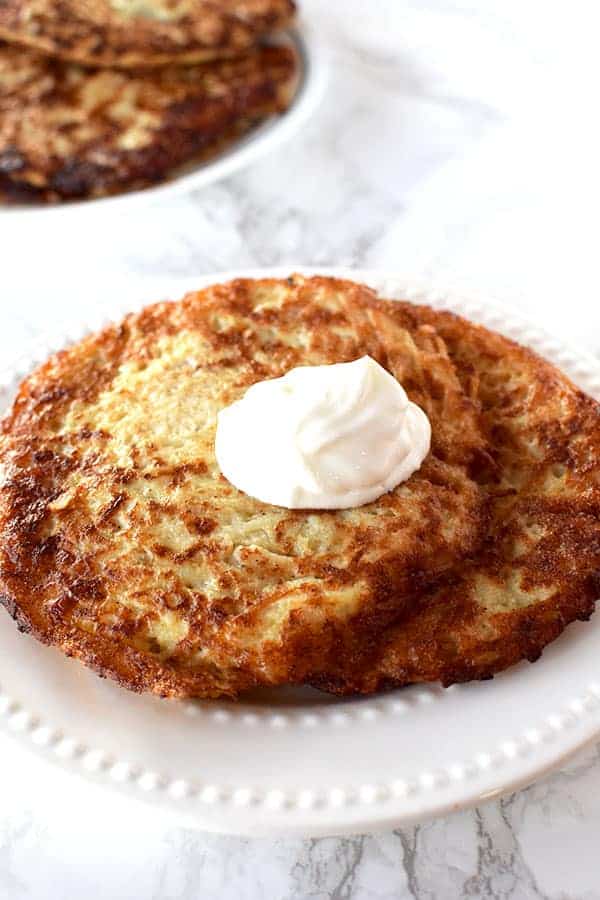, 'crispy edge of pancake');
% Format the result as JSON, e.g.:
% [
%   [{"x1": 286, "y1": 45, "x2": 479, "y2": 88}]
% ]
[
  {"x1": 0, "y1": 43, "x2": 298, "y2": 203},
  {"x1": 0, "y1": 0, "x2": 296, "y2": 68},
  {"x1": 311, "y1": 304, "x2": 600, "y2": 695},
  {"x1": 0, "y1": 276, "x2": 488, "y2": 698}
]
